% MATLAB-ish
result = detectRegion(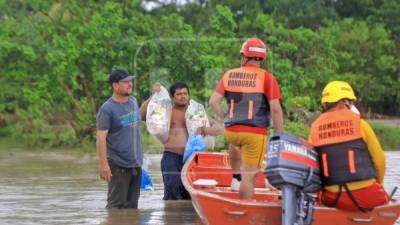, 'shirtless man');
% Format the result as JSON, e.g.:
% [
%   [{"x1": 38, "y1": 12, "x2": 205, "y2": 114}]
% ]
[{"x1": 141, "y1": 82, "x2": 222, "y2": 200}]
